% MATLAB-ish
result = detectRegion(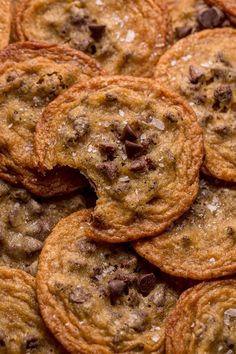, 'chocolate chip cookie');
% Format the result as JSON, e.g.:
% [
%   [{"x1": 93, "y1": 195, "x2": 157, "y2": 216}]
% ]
[
  {"x1": 36, "y1": 209, "x2": 181, "y2": 353},
  {"x1": 0, "y1": 41, "x2": 102, "y2": 196},
  {"x1": 0, "y1": 267, "x2": 64, "y2": 353},
  {"x1": 13, "y1": 0, "x2": 170, "y2": 77},
  {"x1": 0, "y1": 0, "x2": 11, "y2": 49},
  {"x1": 36, "y1": 76, "x2": 203, "y2": 242},
  {"x1": 0, "y1": 178, "x2": 86, "y2": 275},
  {"x1": 134, "y1": 177, "x2": 236, "y2": 280},
  {"x1": 167, "y1": 0, "x2": 234, "y2": 41},
  {"x1": 156, "y1": 28, "x2": 236, "y2": 182},
  {"x1": 165, "y1": 280, "x2": 236, "y2": 354}
]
